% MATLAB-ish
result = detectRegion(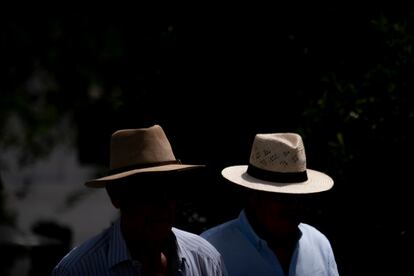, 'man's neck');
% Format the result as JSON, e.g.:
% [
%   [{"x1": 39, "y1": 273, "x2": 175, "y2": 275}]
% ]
[{"x1": 245, "y1": 208, "x2": 300, "y2": 275}]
